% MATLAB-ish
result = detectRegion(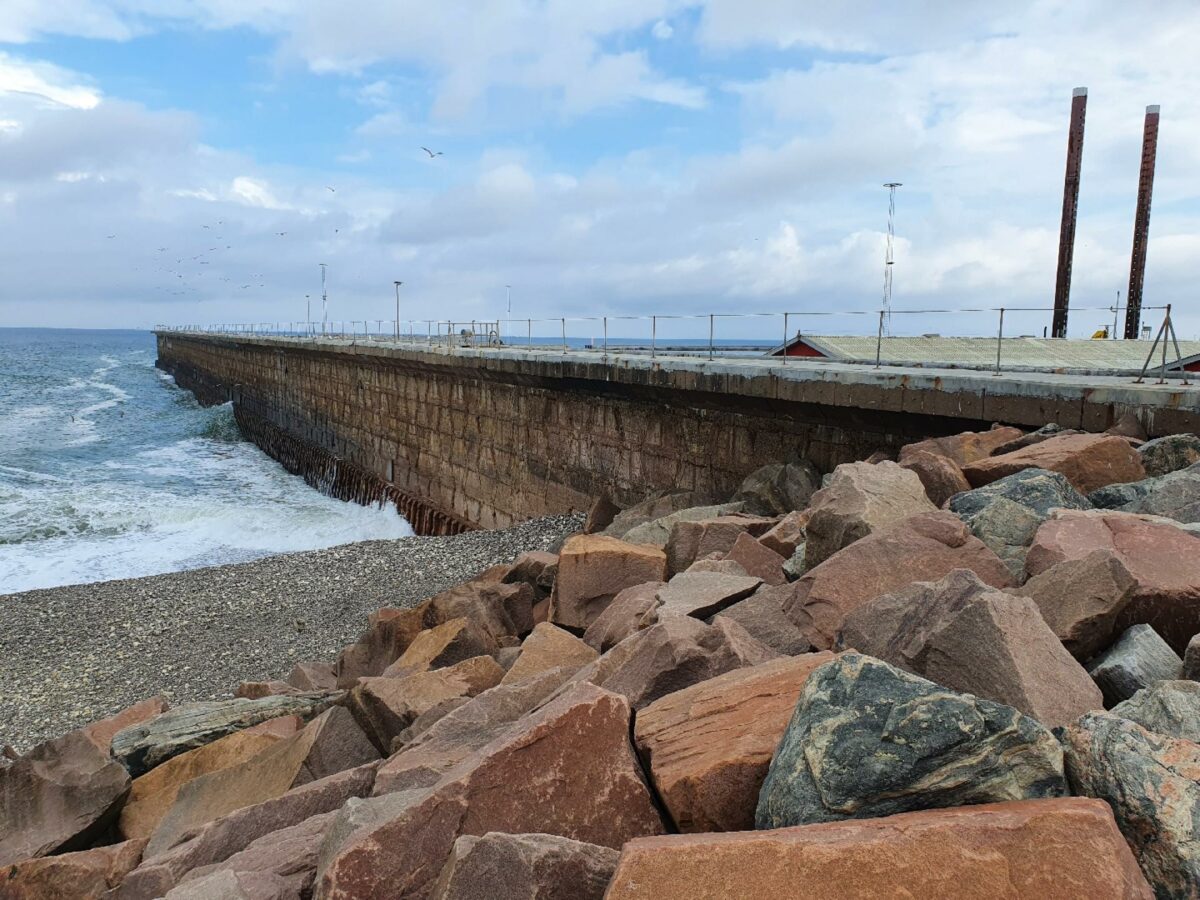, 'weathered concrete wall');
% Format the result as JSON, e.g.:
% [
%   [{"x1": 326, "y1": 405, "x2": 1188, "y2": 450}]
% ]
[{"x1": 155, "y1": 332, "x2": 1200, "y2": 533}]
